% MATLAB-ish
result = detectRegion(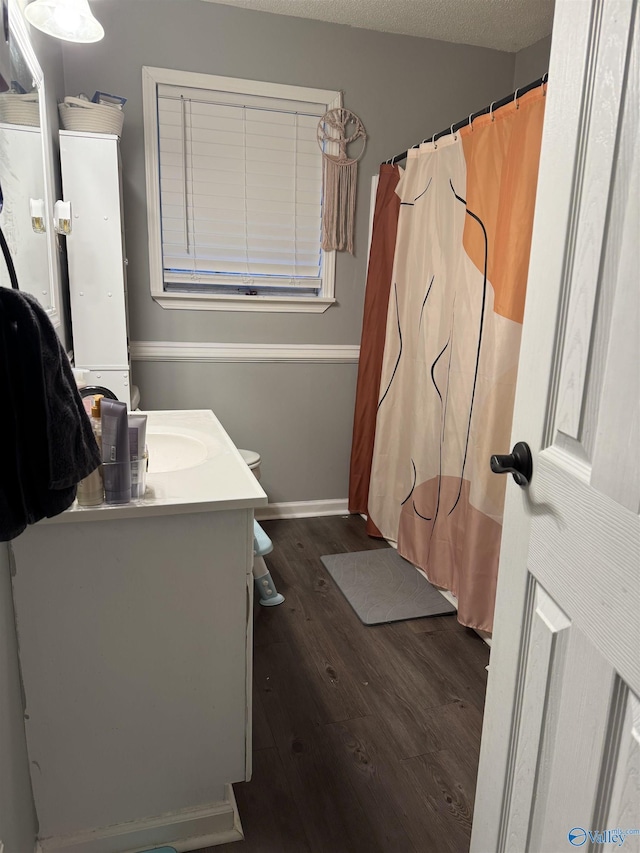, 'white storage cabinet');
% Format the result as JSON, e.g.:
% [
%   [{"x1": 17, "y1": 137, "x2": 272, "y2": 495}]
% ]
[{"x1": 60, "y1": 130, "x2": 133, "y2": 406}]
